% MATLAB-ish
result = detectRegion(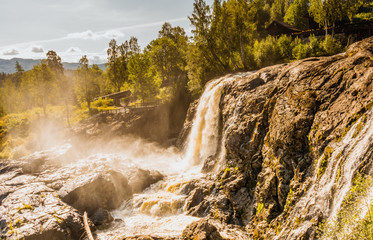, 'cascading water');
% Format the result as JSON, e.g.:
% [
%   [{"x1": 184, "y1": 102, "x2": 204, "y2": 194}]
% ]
[
  {"x1": 184, "y1": 76, "x2": 233, "y2": 166},
  {"x1": 278, "y1": 108, "x2": 373, "y2": 239},
  {"x1": 96, "y1": 76, "x2": 233, "y2": 239}
]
